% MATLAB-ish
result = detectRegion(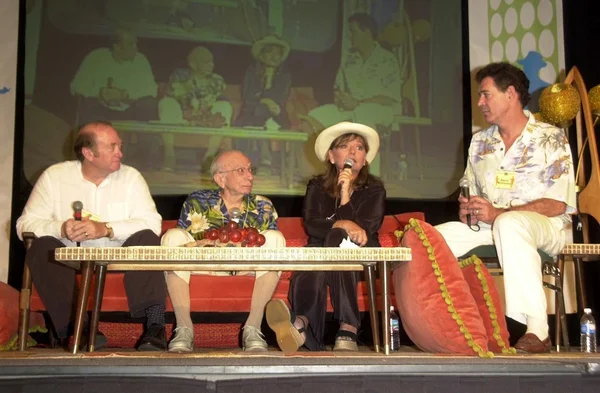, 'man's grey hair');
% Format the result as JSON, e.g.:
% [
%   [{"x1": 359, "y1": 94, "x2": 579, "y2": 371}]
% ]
[{"x1": 209, "y1": 149, "x2": 246, "y2": 176}]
